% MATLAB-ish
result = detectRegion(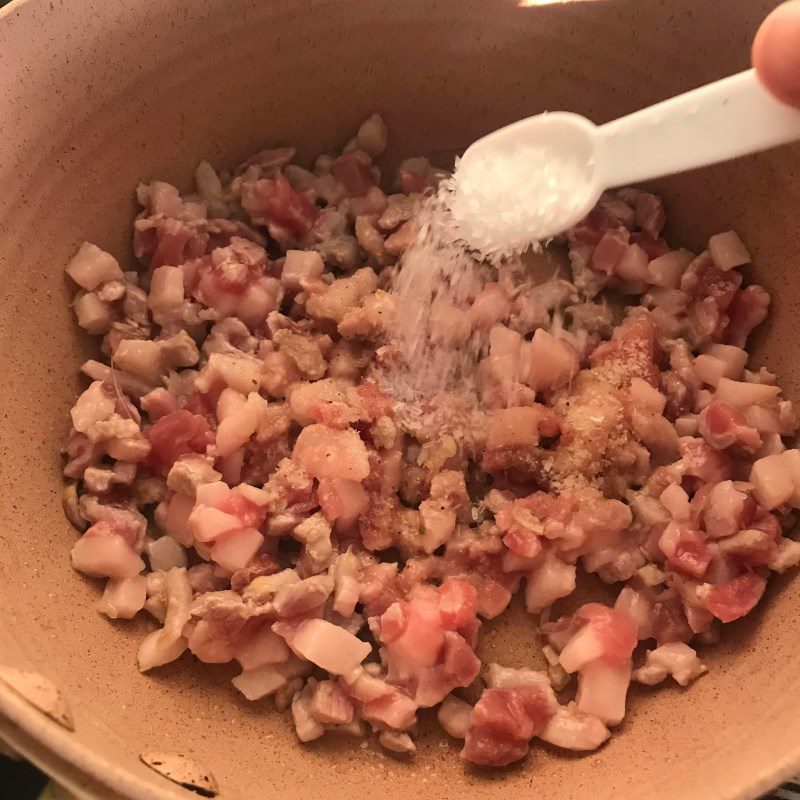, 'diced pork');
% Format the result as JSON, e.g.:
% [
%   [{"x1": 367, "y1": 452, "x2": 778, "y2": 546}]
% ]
[{"x1": 60, "y1": 125, "x2": 797, "y2": 771}]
